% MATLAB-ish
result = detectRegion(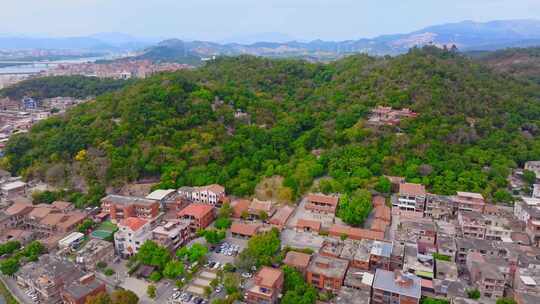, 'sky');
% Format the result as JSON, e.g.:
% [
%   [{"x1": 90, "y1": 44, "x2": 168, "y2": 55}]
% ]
[{"x1": 1, "y1": 0, "x2": 540, "y2": 42}]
